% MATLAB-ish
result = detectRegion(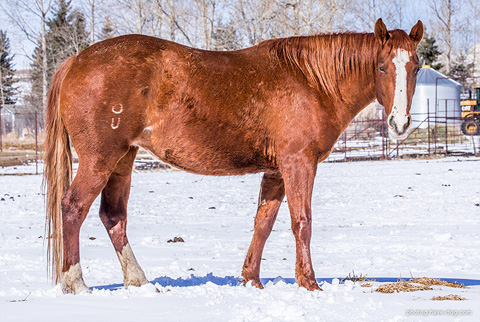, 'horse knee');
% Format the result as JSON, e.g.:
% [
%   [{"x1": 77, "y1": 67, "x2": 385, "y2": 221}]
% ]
[{"x1": 291, "y1": 215, "x2": 312, "y2": 237}]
